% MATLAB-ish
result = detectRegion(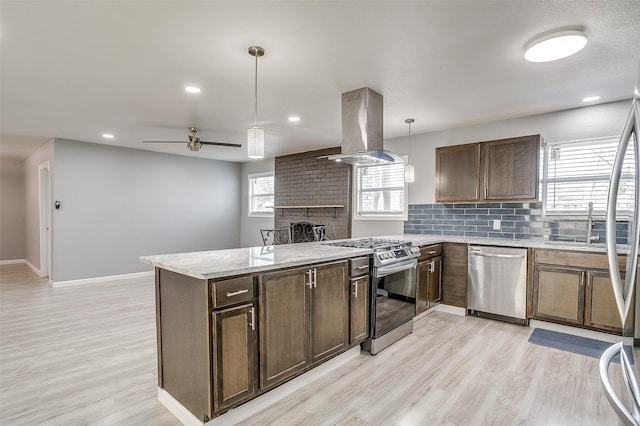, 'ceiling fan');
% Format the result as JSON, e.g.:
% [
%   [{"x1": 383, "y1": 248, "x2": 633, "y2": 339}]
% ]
[{"x1": 143, "y1": 127, "x2": 242, "y2": 152}]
